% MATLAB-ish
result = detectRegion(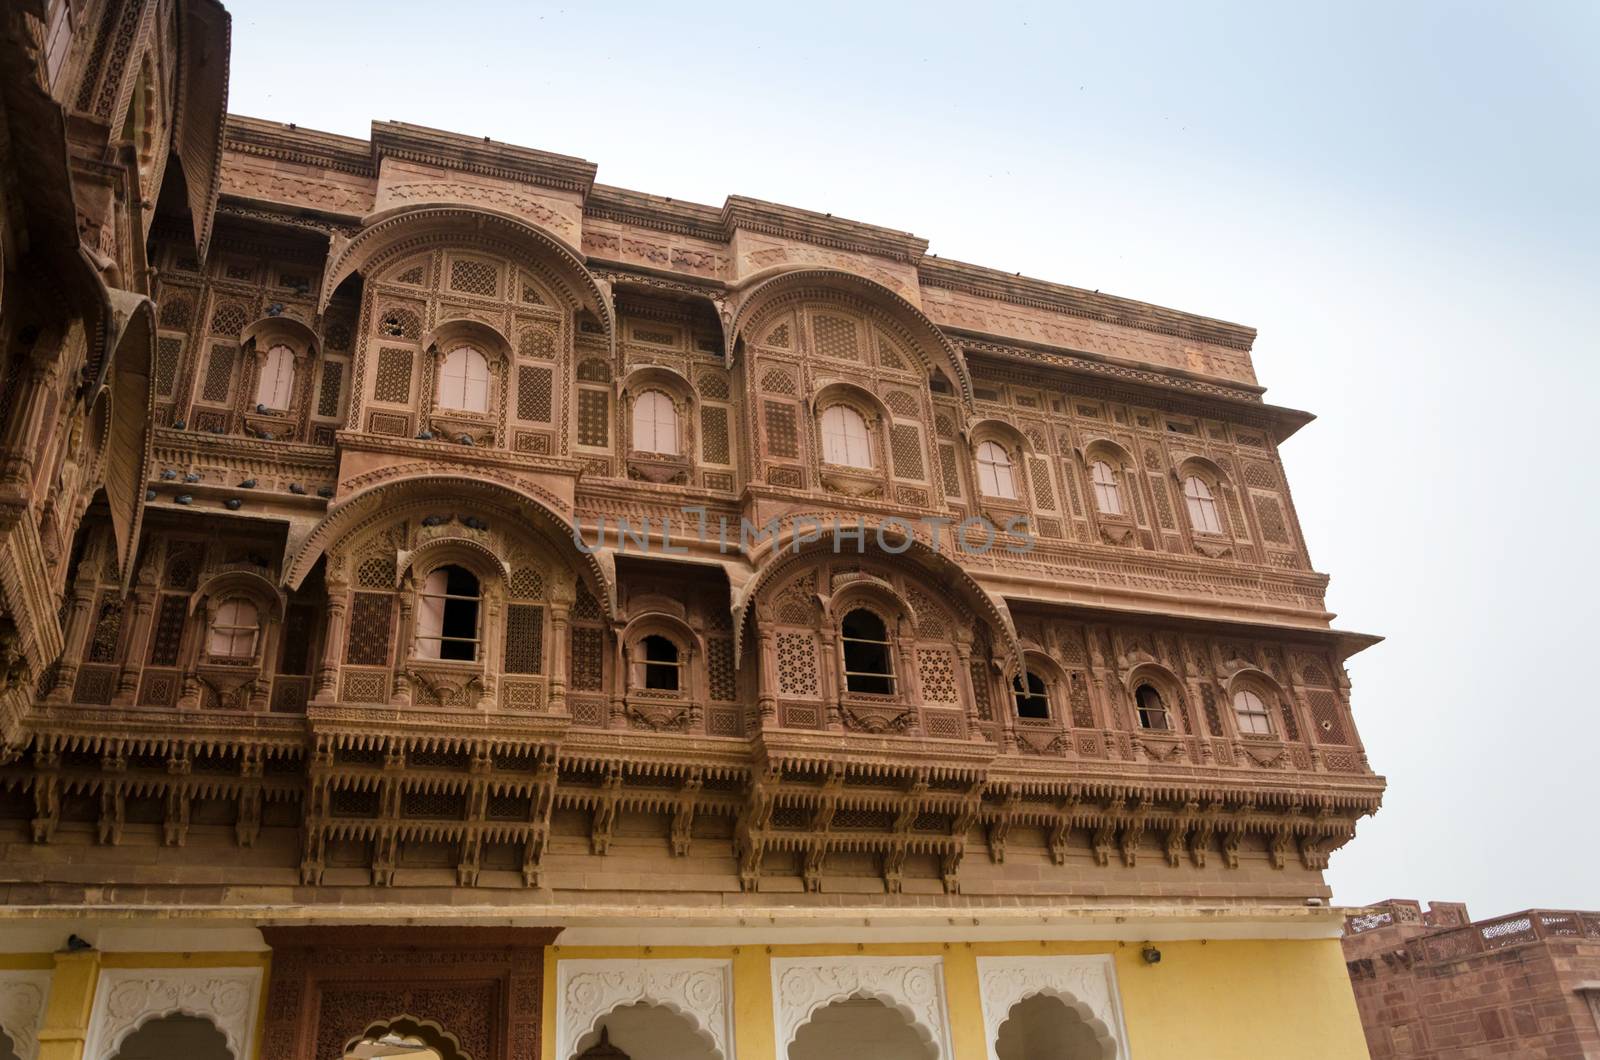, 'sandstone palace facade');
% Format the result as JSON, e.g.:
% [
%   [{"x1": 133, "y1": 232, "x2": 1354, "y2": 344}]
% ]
[{"x1": 0, "y1": 3, "x2": 1383, "y2": 1058}]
